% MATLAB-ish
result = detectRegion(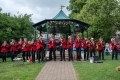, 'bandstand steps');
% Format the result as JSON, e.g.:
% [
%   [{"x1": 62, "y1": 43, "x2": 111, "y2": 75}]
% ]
[{"x1": 45, "y1": 51, "x2": 78, "y2": 60}]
